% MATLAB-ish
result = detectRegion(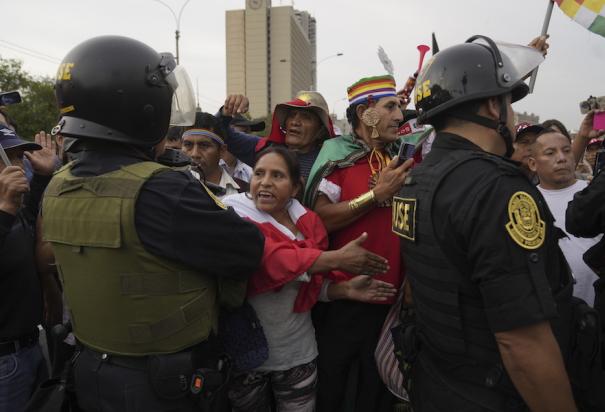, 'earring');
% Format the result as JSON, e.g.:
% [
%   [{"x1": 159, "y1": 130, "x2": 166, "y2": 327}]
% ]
[{"x1": 361, "y1": 108, "x2": 381, "y2": 139}]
